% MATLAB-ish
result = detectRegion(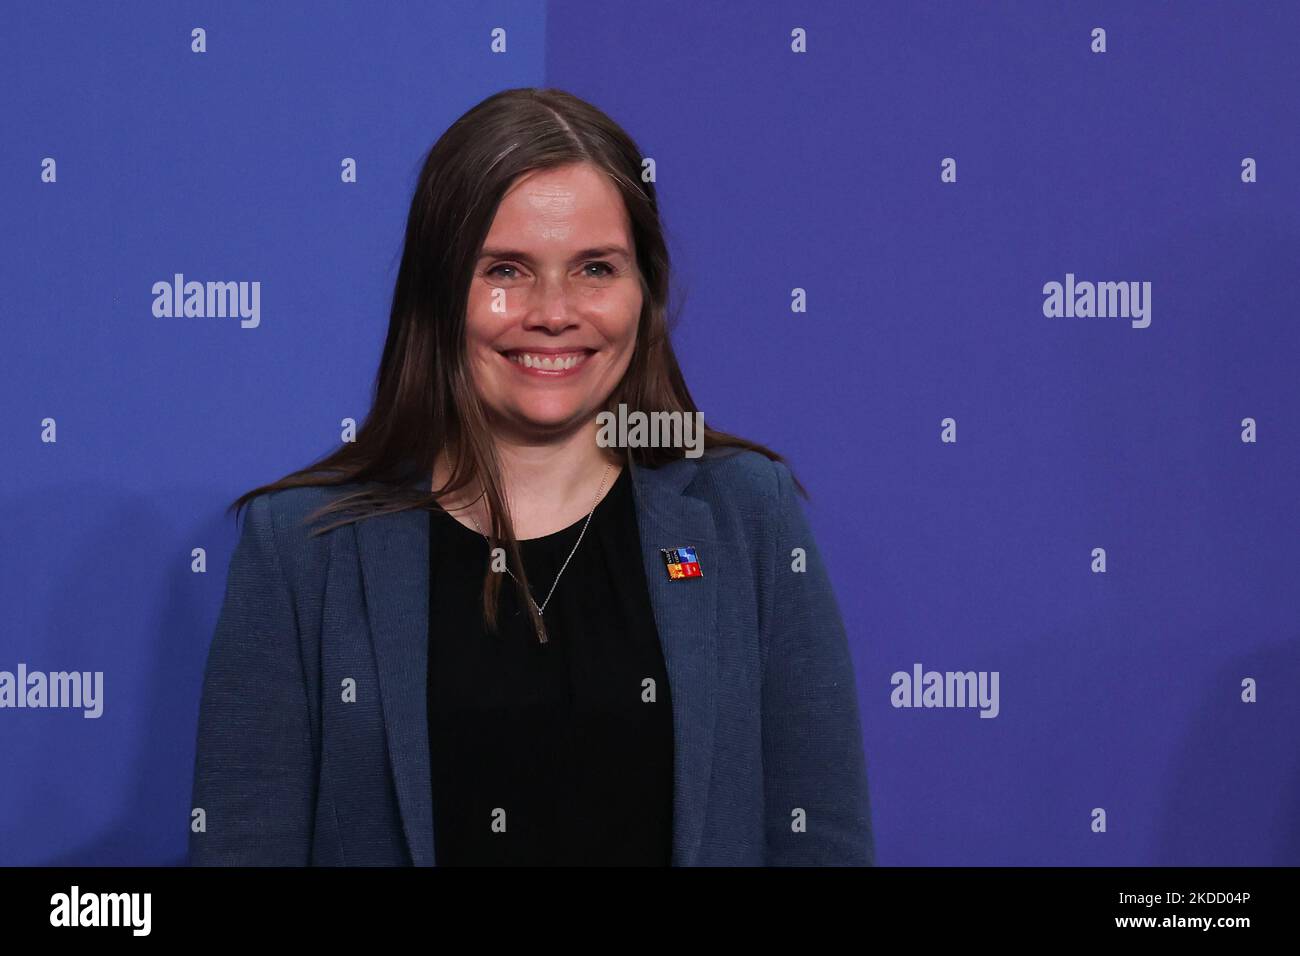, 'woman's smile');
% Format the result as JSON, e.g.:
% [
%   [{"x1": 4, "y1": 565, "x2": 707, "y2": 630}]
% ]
[{"x1": 498, "y1": 346, "x2": 596, "y2": 378}]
